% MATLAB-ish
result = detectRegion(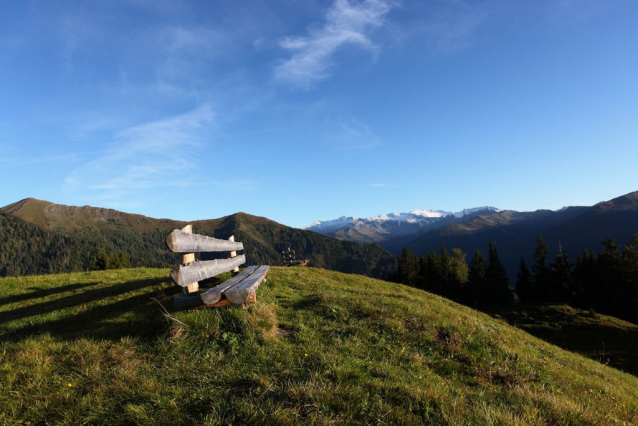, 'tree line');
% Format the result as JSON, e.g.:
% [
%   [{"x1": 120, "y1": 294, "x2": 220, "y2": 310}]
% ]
[
  {"x1": 392, "y1": 234, "x2": 638, "y2": 323},
  {"x1": 0, "y1": 212, "x2": 397, "y2": 279}
]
